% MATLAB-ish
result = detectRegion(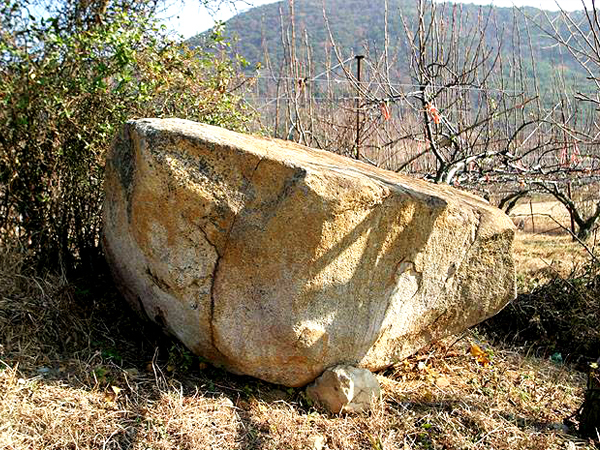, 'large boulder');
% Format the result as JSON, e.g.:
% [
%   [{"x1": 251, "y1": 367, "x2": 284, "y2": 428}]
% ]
[{"x1": 103, "y1": 118, "x2": 516, "y2": 387}]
